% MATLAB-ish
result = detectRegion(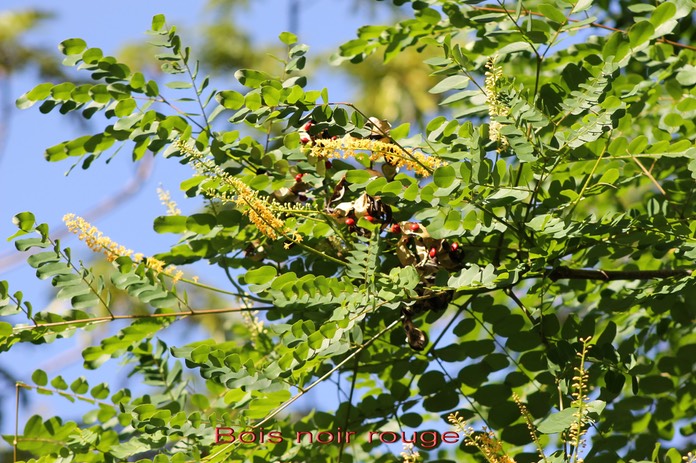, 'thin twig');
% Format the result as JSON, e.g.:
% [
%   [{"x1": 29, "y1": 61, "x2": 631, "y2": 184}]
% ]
[
  {"x1": 547, "y1": 266, "x2": 691, "y2": 281},
  {"x1": 14, "y1": 382, "x2": 19, "y2": 463},
  {"x1": 506, "y1": 288, "x2": 549, "y2": 347},
  {"x1": 337, "y1": 320, "x2": 365, "y2": 462},
  {"x1": 630, "y1": 154, "x2": 668, "y2": 197},
  {"x1": 48, "y1": 237, "x2": 115, "y2": 319},
  {"x1": 470, "y1": 5, "x2": 696, "y2": 52},
  {"x1": 566, "y1": 142, "x2": 607, "y2": 217},
  {"x1": 249, "y1": 318, "x2": 401, "y2": 430},
  {"x1": 11, "y1": 306, "x2": 274, "y2": 332},
  {"x1": 16, "y1": 382, "x2": 112, "y2": 407}
]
